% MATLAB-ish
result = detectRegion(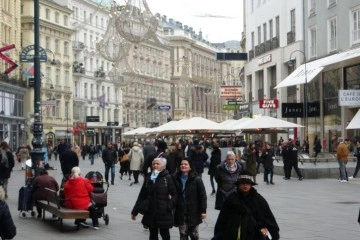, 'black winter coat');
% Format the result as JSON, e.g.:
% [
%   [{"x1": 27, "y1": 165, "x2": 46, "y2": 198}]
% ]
[
  {"x1": 173, "y1": 171, "x2": 207, "y2": 227},
  {"x1": 214, "y1": 161, "x2": 242, "y2": 210},
  {"x1": 0, "y1": 151, "x2": 15, "y2": 180},
  {"x1": 208, "y1": 148, "x2": 221, "y2": 176},
  {"x1": 261, "y1": 149, "x2": 275, "y2": 169},
  {"x1": 190, "y1": 151, "x2": 208, "y2": 174},
  {"x1": 131, "y1": 169, "x2": 178, "y2": 228},
  {"x1": 213, "y1": 188, "x2": 279, "y2": 240},
  {"x1": 60, "y1": 150, "x2": 79, "y2": 176},
  {"x1": 0, "y1": 201, "x2": 16, "y2": 239}
]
